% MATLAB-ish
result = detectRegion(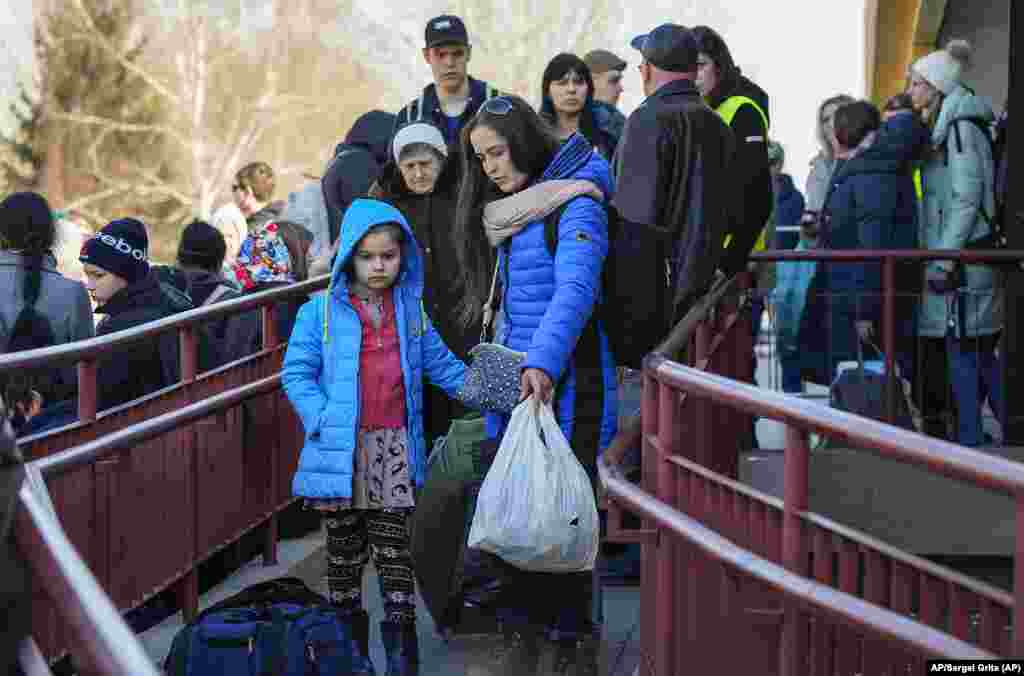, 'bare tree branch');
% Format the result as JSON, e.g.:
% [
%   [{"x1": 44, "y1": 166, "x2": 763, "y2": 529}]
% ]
[
  {"x1": 49, "y1": 111, "x2": 190, "y2": 150},
  {"x1": 30, "y1": 0, "x2": 398, "y2": 240},
  {"x1": 67, "y1": 0, "x2": 181, "y2": 106},
  {"x1": 63, "y1": 186, "x2": 133, "y2": 211}
]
